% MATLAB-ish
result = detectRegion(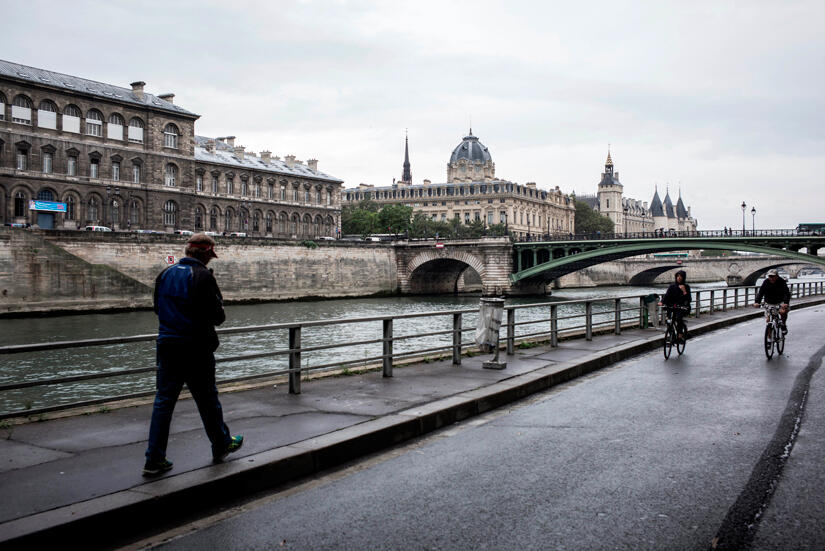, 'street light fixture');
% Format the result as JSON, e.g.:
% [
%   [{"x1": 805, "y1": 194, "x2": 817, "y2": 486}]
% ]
[
  {"x1": 751, "y1": 206, "x2": 756, "y2": 235},
  {"x1": 741, "y1": 201, "x2": 746, "y2": 235}
]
